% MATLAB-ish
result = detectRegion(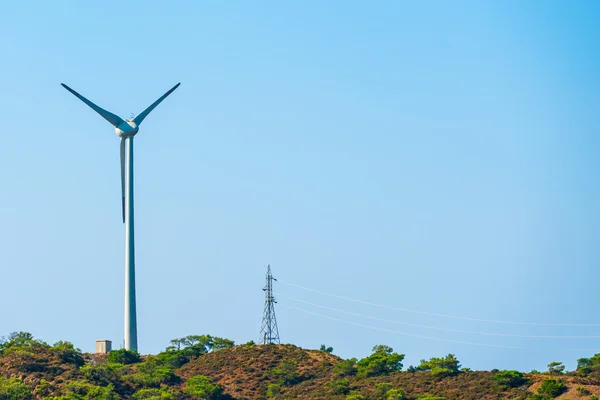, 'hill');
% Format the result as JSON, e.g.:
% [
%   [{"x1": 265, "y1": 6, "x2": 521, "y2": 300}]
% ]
[{"x1": 2, "y1": 332, "x2": 600, "y2": 399}]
